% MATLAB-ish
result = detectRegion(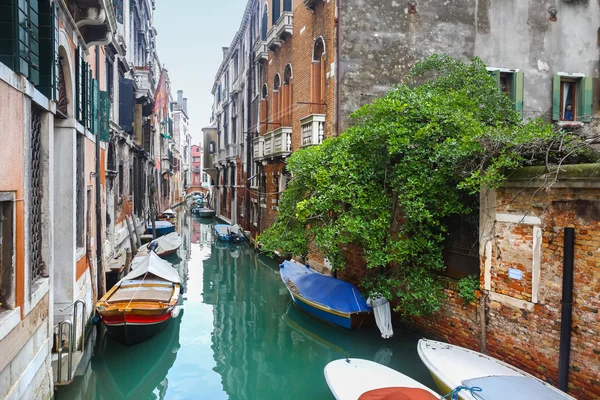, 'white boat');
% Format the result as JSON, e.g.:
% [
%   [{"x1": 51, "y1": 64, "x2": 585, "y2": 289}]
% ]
[
  {"x1": 417, "y1": 339, "x2": 576, "y2": 400},
  {"x1": 324, "y1": 358, "x2": 440, "y2": 400},
  {"x1": 136, "y1": 232, "x2": 182, "y2": 260}
]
